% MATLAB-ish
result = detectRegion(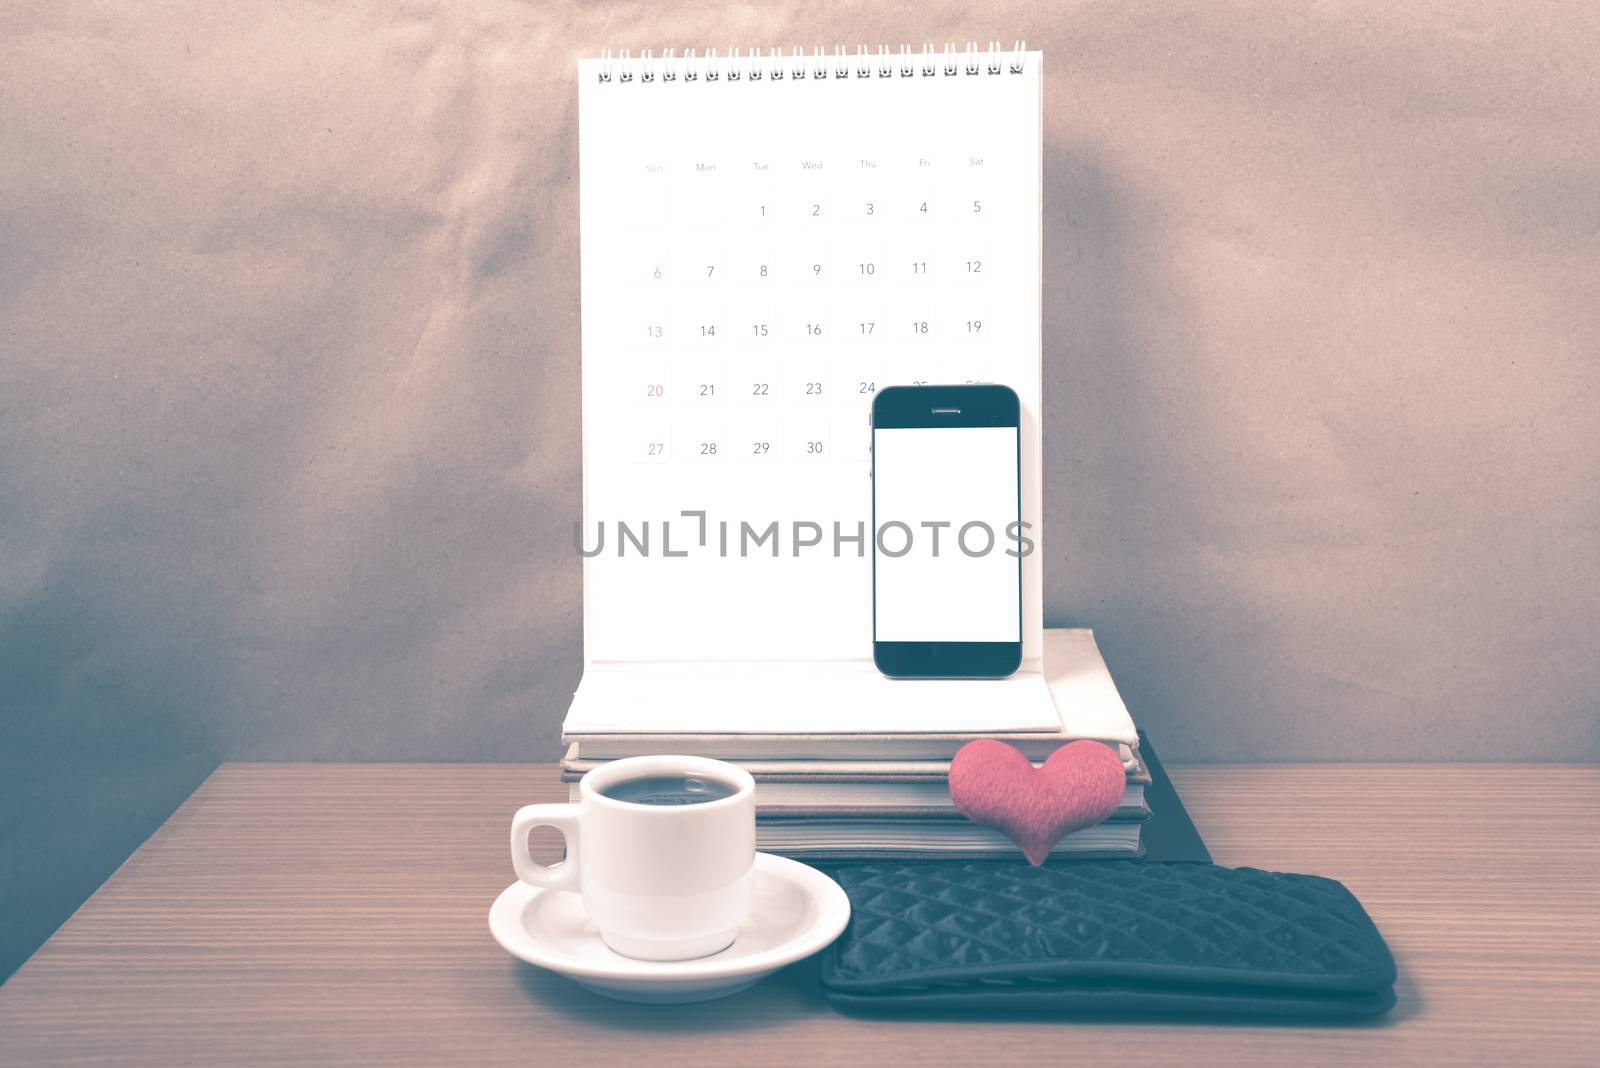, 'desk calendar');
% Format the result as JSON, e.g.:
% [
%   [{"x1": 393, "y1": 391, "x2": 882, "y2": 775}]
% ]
[{"x1": 567, "y1": 44, "x2": 1059, "y2": 734}]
